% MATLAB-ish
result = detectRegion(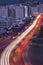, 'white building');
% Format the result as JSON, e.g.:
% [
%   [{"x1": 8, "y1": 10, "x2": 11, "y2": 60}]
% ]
[
  {"x1": 38, "y1": 4, "x2": 43, "y2": 13},
  {"x1": 8, "y1": 5, "x2": 28, "y2": 19},
  {"x1": 15, "y1": 5, "x2": 24, "y2": 19},
  {"x1": 0, "y1": 5, "x2": 25, "y2": 19},
  {"x1": 30, "y1": 4, "x2": 43, "y2": 16},
  {"x1": 30, "y1": 6, "x2": 38, "y2": 16},
  {"x1": 0, "y1": 6, "x2": 8, "y2": 17},
  {"x1": 0, "y1": 4, "x2": 29, "y2": 19}
]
